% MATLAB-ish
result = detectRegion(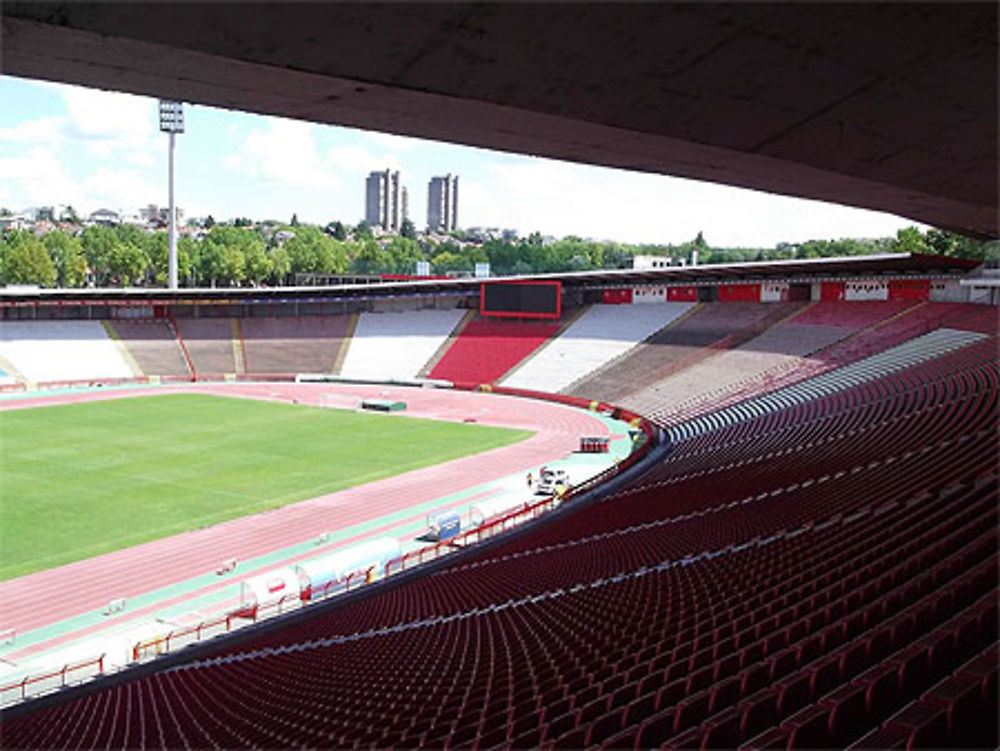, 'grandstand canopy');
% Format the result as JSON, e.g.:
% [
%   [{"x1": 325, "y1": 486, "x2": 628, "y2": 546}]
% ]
[
  {"x1": 1, "y1": 2, "x2": 997, "y2": 237},
  {"x1": 0, "y1": 253, "x2": 979, "y2": 308}
]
